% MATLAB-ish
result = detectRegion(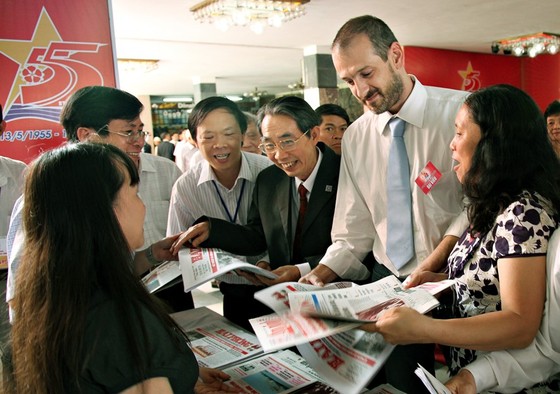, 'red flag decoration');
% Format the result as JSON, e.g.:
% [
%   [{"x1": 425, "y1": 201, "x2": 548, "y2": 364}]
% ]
[{"x1": 0, "y1": 0, "x2": 117, "y2": 163}]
